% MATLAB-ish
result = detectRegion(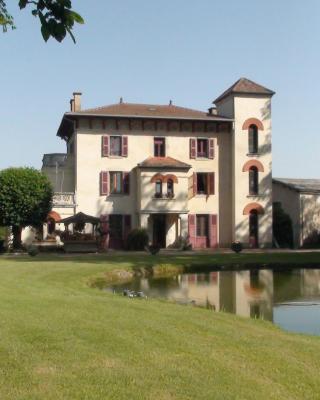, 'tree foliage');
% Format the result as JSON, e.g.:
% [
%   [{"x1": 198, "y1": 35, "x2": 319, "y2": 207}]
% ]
[
  {"x1": 0, "y1": 168, "x2": 53, "y2": 246},
  {"x1": 273, "y1": 202, "x2": 293, "y2": 248},
  {"x1": 0, "y1": 0, "x2": 84, "y2": 42}
]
